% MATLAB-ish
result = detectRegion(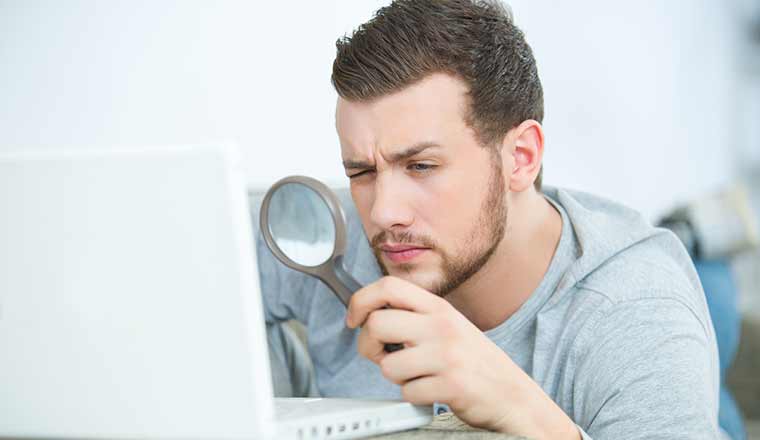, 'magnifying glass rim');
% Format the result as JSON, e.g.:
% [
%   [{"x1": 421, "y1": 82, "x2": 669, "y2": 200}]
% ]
[{"x1": 259, "y1": 175, "x2": 348, "y2": 275}]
